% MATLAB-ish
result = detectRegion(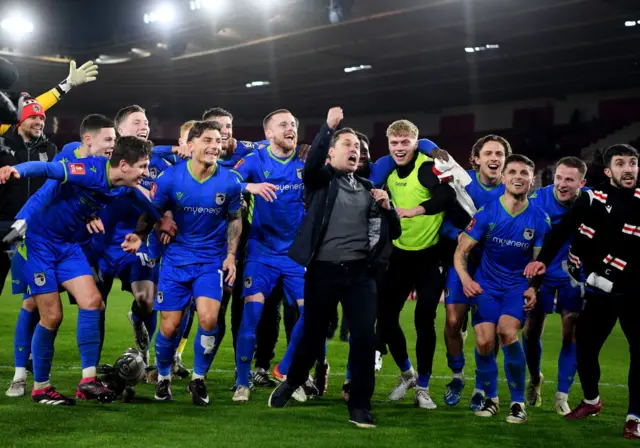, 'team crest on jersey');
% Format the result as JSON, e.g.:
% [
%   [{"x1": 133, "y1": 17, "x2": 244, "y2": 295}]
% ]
[
  {"x1": 296, "y1": 168, "x2": 303, "y2": 180},
  {"x1": 38, "y1": 152, "x2": 48, "y2": 162},
  {"x1": 34, "y1": 273, "x2": 46, "y2": 287},
  {"x1": 216, "y1": 193, "x2": 226, "y2": 205},
  {"x1": 149, "y1": 167, "x2": 158, "y2": 179},
  {"x1": 244, "y1": 276, "x2": 252, "y2": 289},
  {"x1": 157, "y1": 291, "x2": 164, "y2": 304},
  {"x1": 466, "y1": 218, "x2": 476, "y2": 232},
  {"x1": 69, "y1": 163, "x2": 86, "y2": 175},
  {"x1": 523, "y1": 228, "x2": 535, "y2": 241}
]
